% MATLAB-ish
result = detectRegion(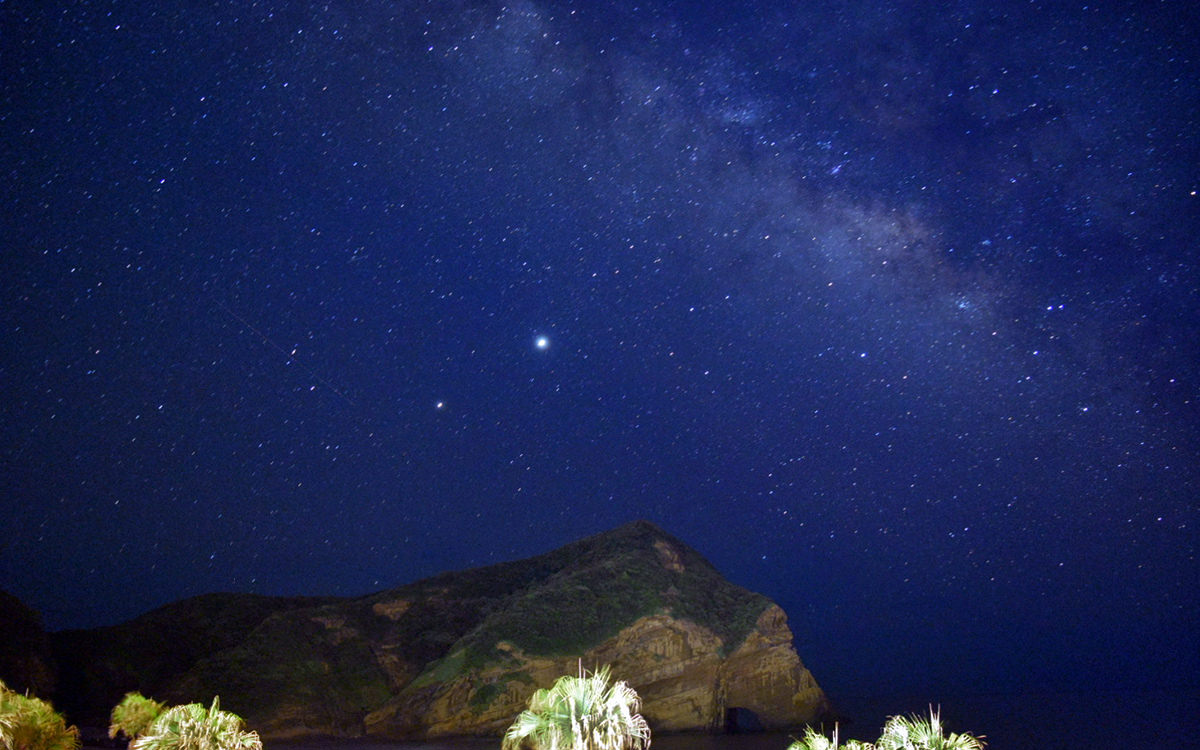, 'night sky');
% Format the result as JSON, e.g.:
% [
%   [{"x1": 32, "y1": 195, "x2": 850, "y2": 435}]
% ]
[{"x1": 3, "y1": 0, "x2": 1197, "y2": 709}]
